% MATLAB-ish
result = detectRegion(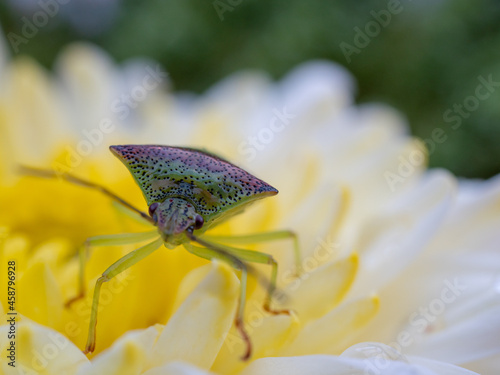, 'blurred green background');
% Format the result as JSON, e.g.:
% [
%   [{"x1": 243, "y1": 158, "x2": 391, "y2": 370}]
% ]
[{"x1": 1, "y1": 0, "x2": 499, "y2": 179}]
